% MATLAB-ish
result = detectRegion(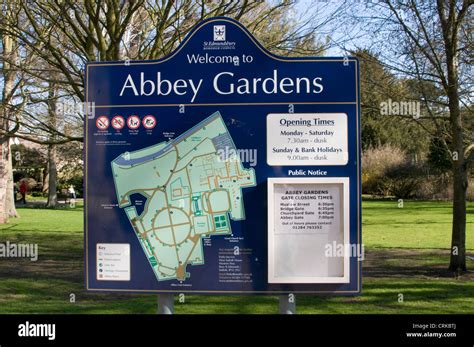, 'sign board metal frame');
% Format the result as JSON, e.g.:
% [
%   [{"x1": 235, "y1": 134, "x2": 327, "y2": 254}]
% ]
[{"x1": 84, "y1": 17, "x2": 361, "y2": 294}]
